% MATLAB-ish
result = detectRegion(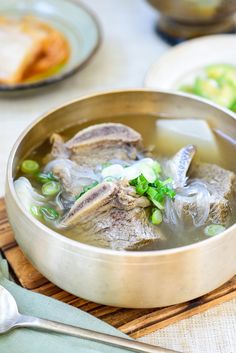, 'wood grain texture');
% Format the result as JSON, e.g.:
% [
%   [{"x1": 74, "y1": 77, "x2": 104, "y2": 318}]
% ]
[
  {"x1": 4, "y1": 246, "x2": 48, "y2": 289},
  {"x1": 0, "y1": 197, "x2": 235, "y2": 338}
]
